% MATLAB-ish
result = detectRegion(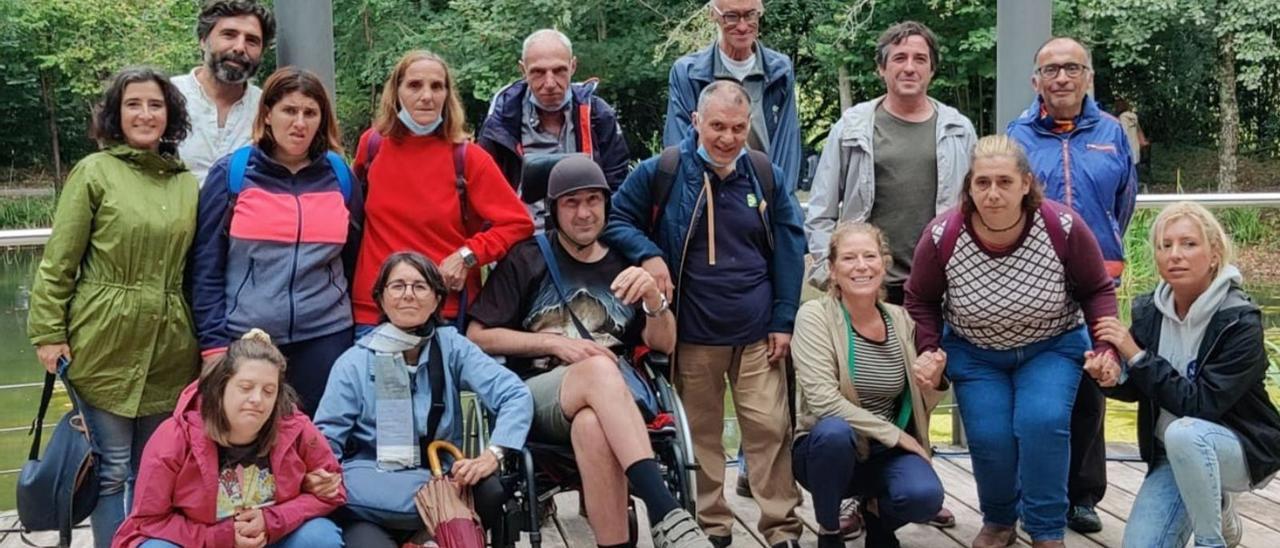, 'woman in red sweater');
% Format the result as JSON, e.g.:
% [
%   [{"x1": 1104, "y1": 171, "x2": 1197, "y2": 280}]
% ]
[{"x1": 353, "y1": 50, "x2": 533, "y2": 331}]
